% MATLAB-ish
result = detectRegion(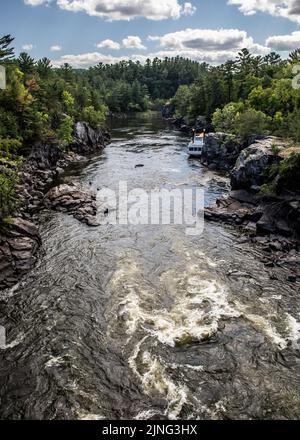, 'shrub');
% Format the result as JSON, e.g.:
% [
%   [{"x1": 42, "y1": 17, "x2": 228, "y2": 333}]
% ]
[
  {"x1": 0, "y1": 168, "x2": 19, "y2": 220},
  {"x1": 57, "y1": 115, "x2": 73, "y2": 149},
  {"x1": 212, "y1": 102, "x2": 245, "y2": 133},
  {"x1": 287, "y1": 111, "x2": 300, "y2": 142},
  {"x1": 235, "y1": 109, "x2": 268, "y2": 137},
  {"x1": 0, "y1": 138, "x2": 22, "y2": 157},
  {"x1": 81, "y1": 104, "x2": 108, "y2": 130}
]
